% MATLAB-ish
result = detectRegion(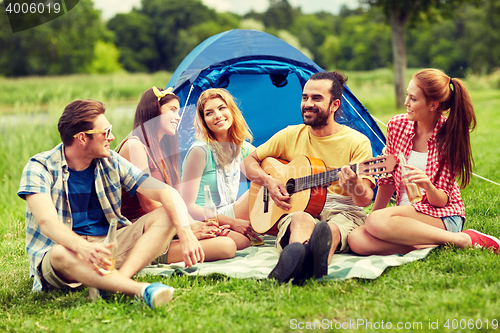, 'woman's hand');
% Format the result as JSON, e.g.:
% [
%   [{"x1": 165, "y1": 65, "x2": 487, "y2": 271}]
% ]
[
  {"x1": 177, "y1": 227, "x2": 205, "y2": 268},
  {"x1": 192, "y1": 220, "x2": 217, "y2": 240},
  {"x1": 404, "y1": 165, "x2": 432, "y2": 191},
  {"x1": 404, "y1": 165, "x2": 448, "y2": 207},
  {"x1": 225, "y1": 217, "x2": 263, "y2": 242},
  {"x1": 191, "y1": 221, "x2": 231, "y2": 239}
]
